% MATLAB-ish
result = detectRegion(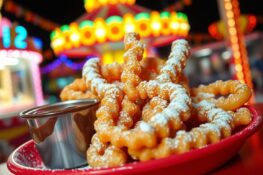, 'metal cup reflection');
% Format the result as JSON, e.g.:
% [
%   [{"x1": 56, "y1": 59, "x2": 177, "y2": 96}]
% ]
[{"x1": 20, "y1": 99, "x2": 99, "y2": 169}]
